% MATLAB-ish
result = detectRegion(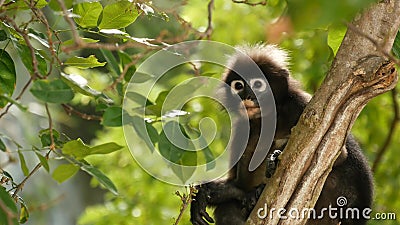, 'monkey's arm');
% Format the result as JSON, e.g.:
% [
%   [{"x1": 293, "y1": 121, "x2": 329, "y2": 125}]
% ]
[{"x1": 191, "y1": 181, "x2": 246, "y2": 225}]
